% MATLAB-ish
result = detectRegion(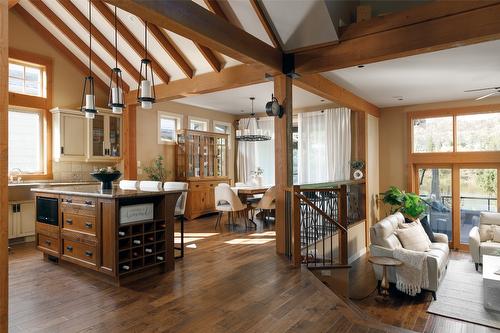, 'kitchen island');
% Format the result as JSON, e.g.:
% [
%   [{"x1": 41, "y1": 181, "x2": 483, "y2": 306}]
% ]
[{"x1": 32, "y1": 185, "x2": 184, "y2": 285}]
